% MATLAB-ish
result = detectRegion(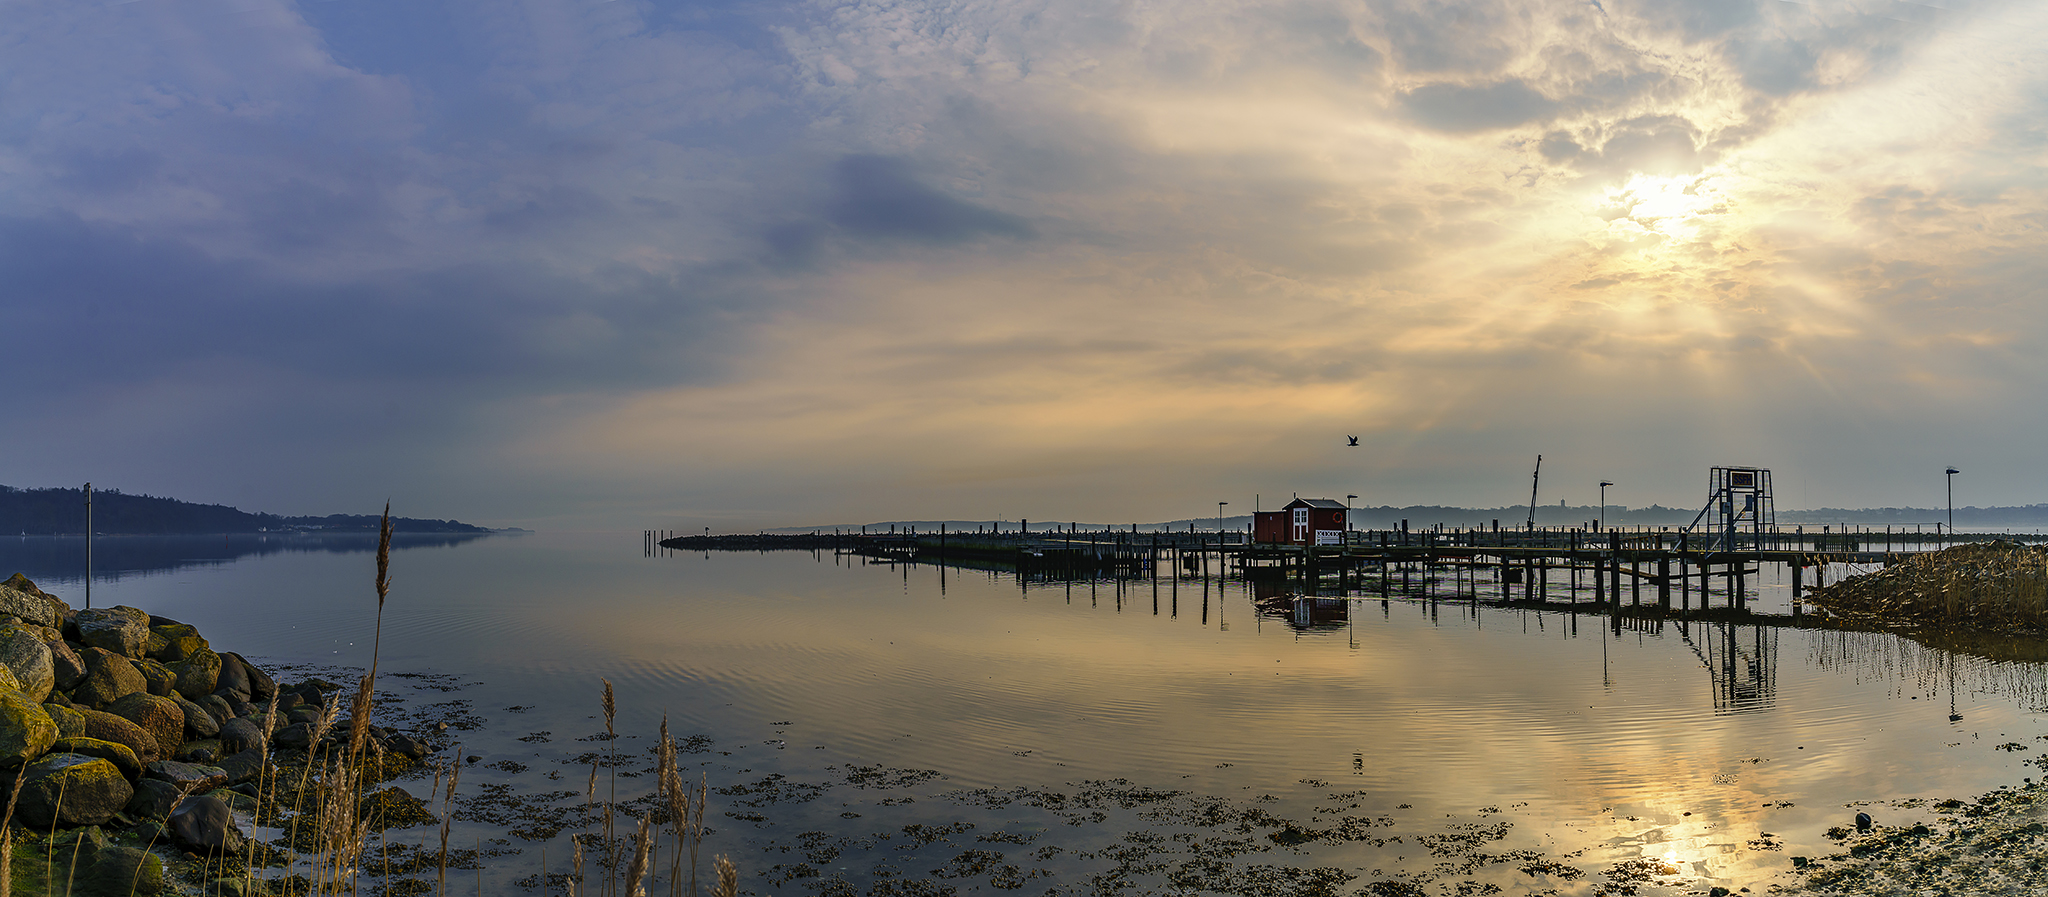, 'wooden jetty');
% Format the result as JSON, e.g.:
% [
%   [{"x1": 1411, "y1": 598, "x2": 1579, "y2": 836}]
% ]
[{"x1": 650, "y1": 523, "x2": 2048, "y2": 620}]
